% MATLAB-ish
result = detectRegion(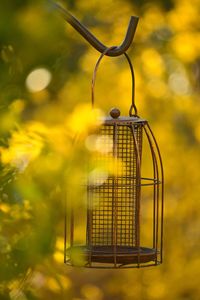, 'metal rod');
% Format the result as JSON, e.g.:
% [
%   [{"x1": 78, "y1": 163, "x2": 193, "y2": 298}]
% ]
[
  {"x1": 91, "y1": 48, "x2": 138, "y2": 115},
  {"x1": 143, "y1": 124, "x2": 160, "y2": 264},
  {"x1": 64, "y1": 190, "x2": 67, "y2": 263},
  {"x1": 131, "y1": 124, "x2": 142, "y2": 268},
  {"x1": 146, "y1": 123, "x2": 164, "y2": 264},
  {"x1": 51, "y1": 1, "x2": 139, "y2": 56},
  {"x1": 70, "y1": 206, "x2": 74, "y2": 247},
  {"x1": 143, "y1": 126, "x2": 157, "y2": 249}
]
